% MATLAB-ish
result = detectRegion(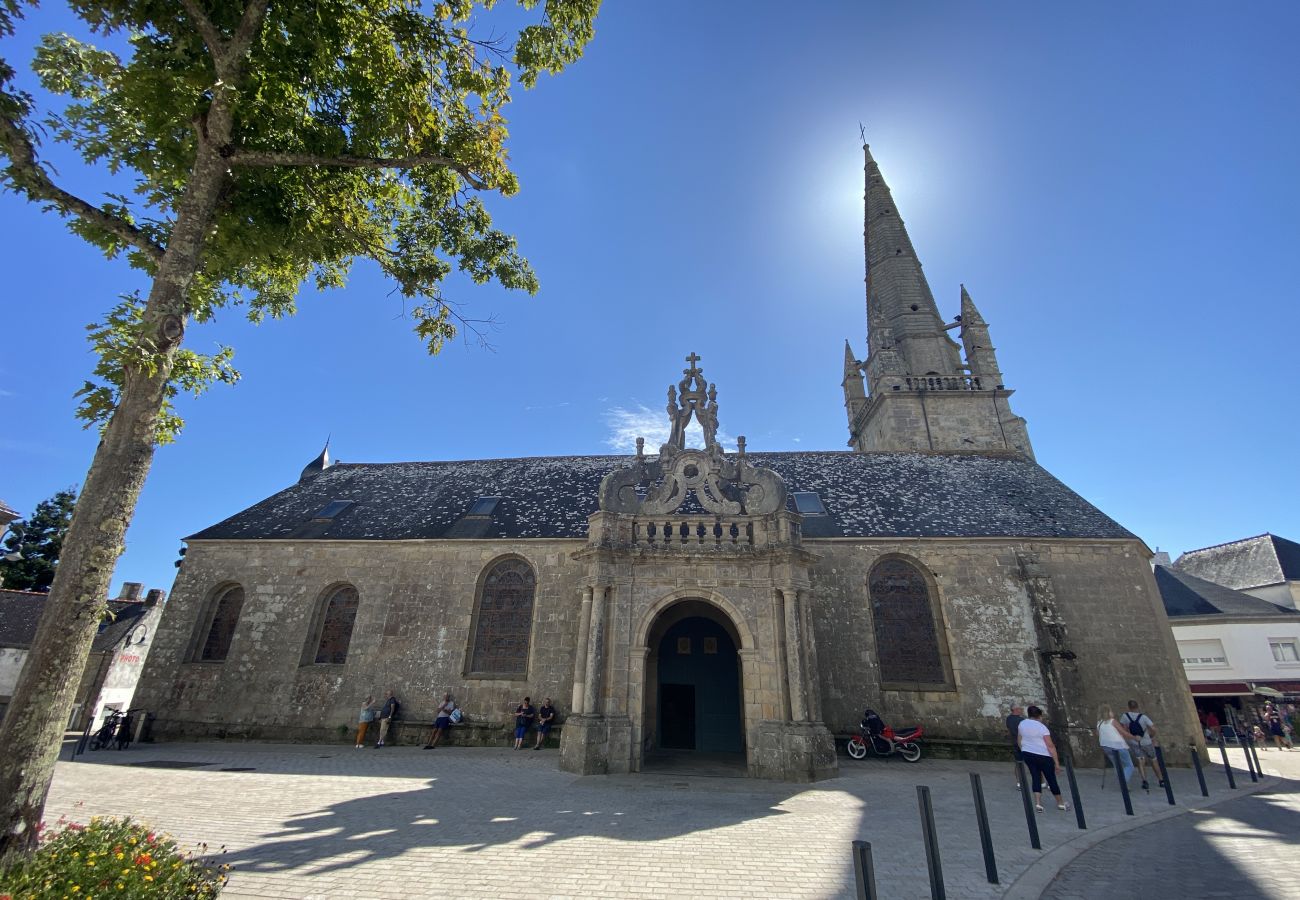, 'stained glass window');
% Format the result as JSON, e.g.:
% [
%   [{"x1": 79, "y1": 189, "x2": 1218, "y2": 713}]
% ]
[
  {"x1": 314, "y1": 585, "x2": 359, "y2": 664},
  {"x1": 469, "y1": 559, "x2": 536, "y2": 675},
  {"x1": 199, "y1": 586, "x2": 244, "y2": 661},
  {"x1": 868, "y1": 559, "x2": 948, "y2": 686}
]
